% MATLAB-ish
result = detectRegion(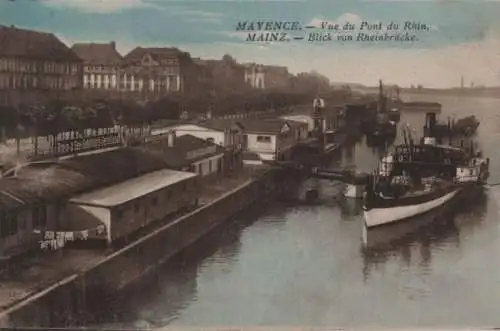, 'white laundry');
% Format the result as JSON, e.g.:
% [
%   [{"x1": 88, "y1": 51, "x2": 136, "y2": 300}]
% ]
[
  {"x1": 81, "y1": 230, "x2": 89, "y2": 240},
  {"x1": 40, "y1": 241, "x2": 48, "y2": 250},
  {"x1": 57, "y1": 237, "x2": 65, "y2": 249},
  {"x1": 65, "y1": 232, "x2": 74, "y2": 241},
  {"x1": 44, "y1": 231, "x2": 55, "y2": 240}
]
